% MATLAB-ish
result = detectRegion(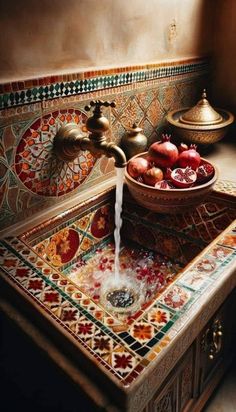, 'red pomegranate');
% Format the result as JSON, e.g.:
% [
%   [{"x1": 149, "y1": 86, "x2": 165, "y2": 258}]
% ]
[
  {"x1": 163, "y1": 167, "x2": 172, "y2": 180},
  {"x1": 143, "y1": 167, "x2": 164, "y2": 186},
  {"x1": 178, "y1": 144, "x2": 201, "y2": 170},
  {"x1": 148, "y1": 134, "x2": 179, "y2": 168},
  {"x1": 197, "y1": 162, "x2": 215, "y2": 183},
  {"x1": 178, "y1": 142, "x2": 189, "y2": 153},
  {"x1": 127, "y1": 157, "x2": 149, "y2": 179},
  {"x1": 171, "y1": 167, "x2": 197, "y2": 188}
]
